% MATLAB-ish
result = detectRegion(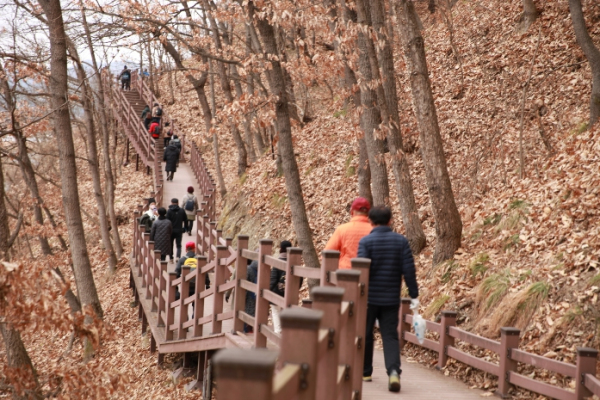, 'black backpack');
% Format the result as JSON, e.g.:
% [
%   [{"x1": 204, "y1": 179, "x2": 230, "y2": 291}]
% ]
[
  {"x1": 140, "y1": 213, "x2": 153, "y2": 233},
  {"x1": 184, "y1": 196, "x2": 195, "y2": 212},
  {"x1": 156, "y1": 107, "x2": 163, "y2": 116},
  {"x1": 122, "y1": 70, "x2": 130, "y2": 80}
]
